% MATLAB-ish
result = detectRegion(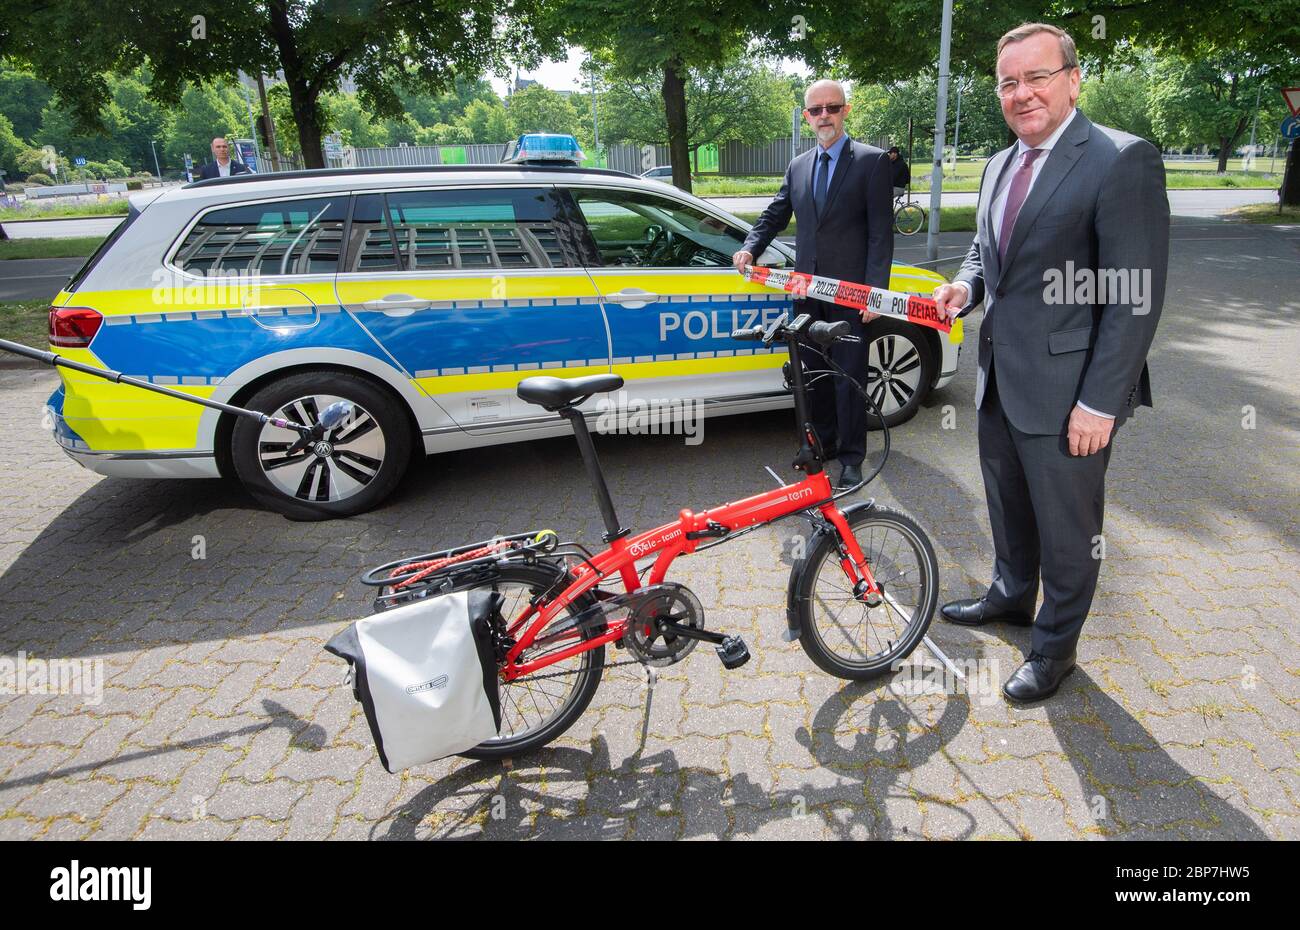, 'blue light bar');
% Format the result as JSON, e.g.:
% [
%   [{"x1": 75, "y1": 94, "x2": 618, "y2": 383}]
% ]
[{"x1": 502, "y1": 133, "x2": 586, "y2": 165}]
